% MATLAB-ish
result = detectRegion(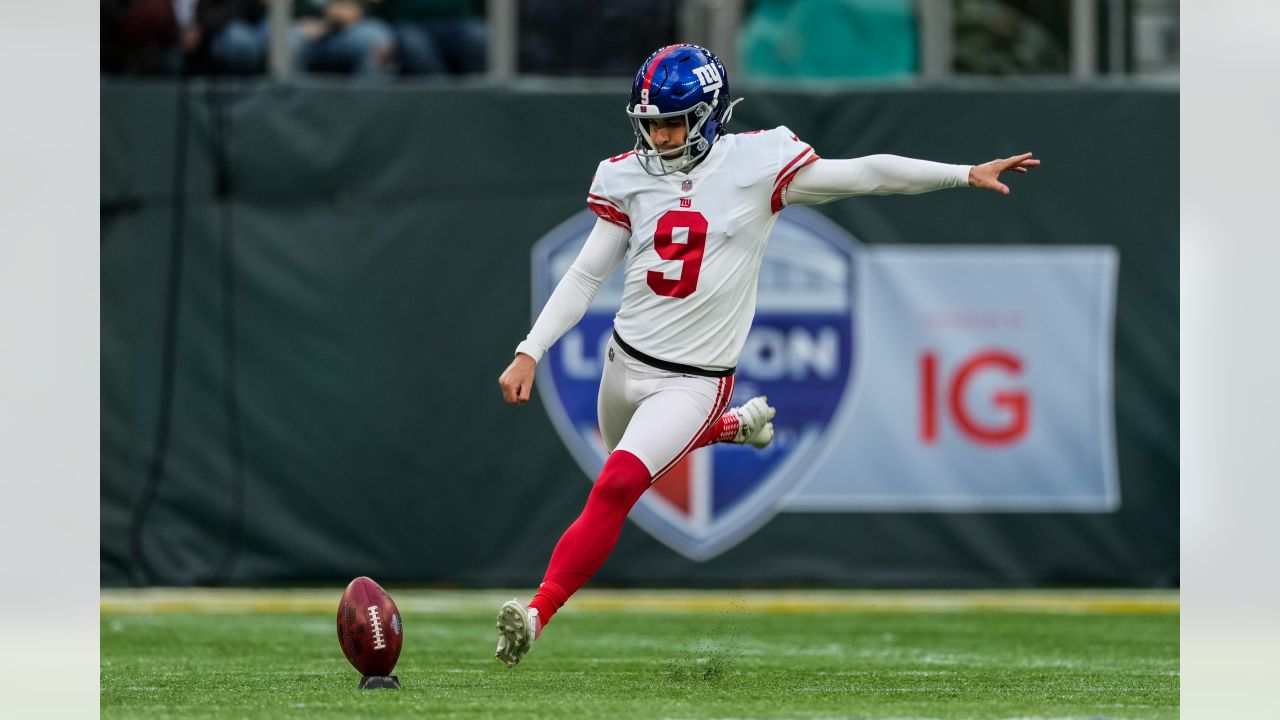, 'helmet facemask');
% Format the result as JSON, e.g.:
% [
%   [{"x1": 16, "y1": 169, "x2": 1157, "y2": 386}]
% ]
[{"x1": 627, "y1": 96, "x2": 717, "y2": 176}]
